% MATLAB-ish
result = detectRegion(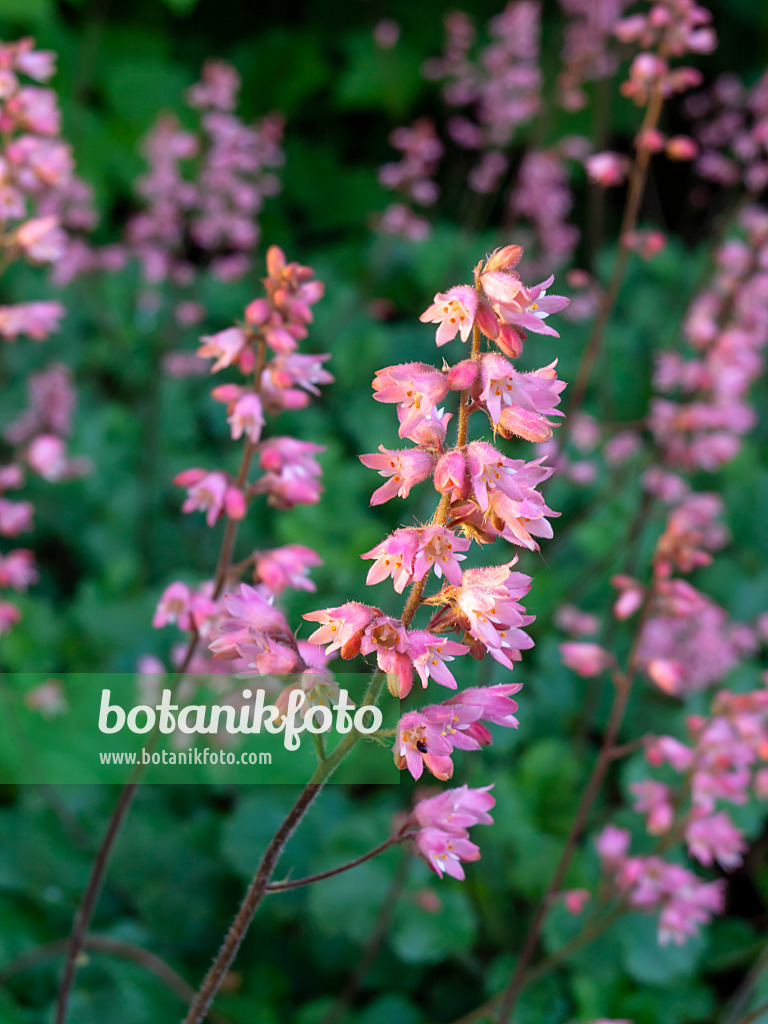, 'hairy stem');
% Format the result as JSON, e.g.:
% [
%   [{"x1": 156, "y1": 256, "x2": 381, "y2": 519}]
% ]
[
  {"x1": 54, "y1": 337, "x2": 267, "y2": 1024},
  {"x1": 183, "y1": 670, "x2": 387, "y2": 1024}
]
